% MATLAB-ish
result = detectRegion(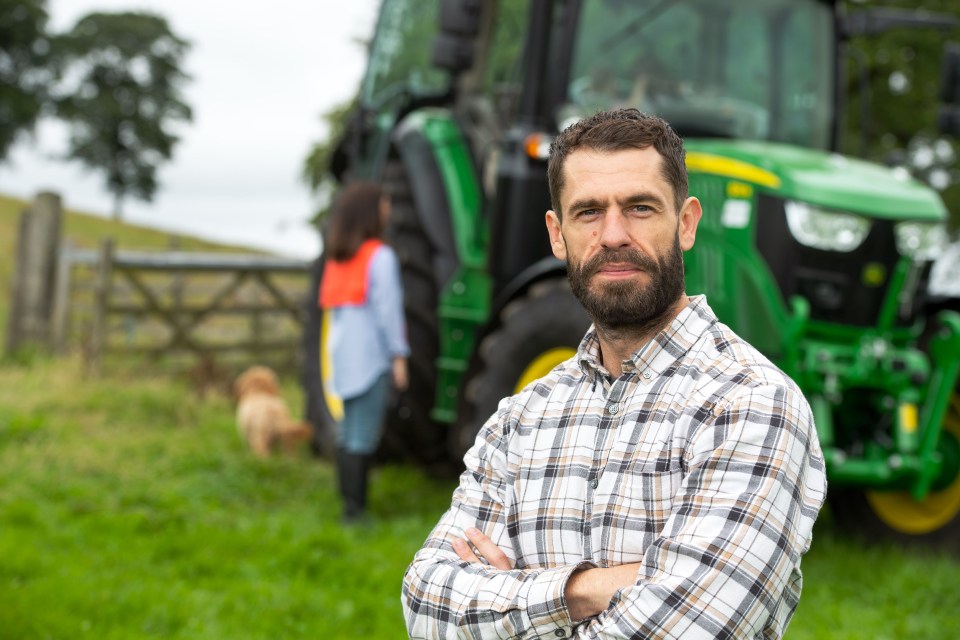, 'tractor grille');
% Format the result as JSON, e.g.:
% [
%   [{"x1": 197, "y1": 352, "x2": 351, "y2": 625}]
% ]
[{"x1": 755, "y1": 194, "x2": 928, "y2": 327}]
